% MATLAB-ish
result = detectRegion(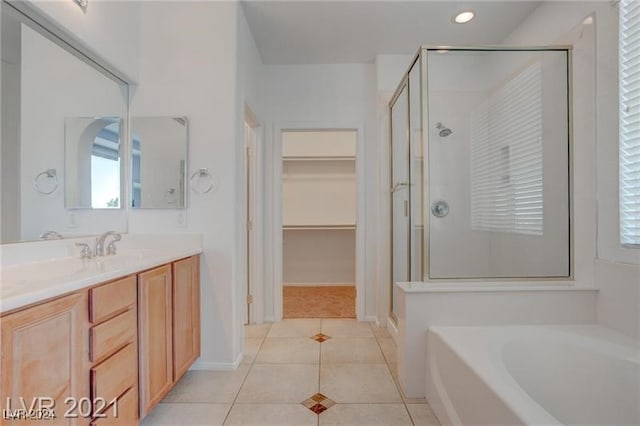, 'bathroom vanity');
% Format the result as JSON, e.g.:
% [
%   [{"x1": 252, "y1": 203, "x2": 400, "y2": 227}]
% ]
[{"x1": 0, "y1": 239, "x2": 201, "y2": 425}]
